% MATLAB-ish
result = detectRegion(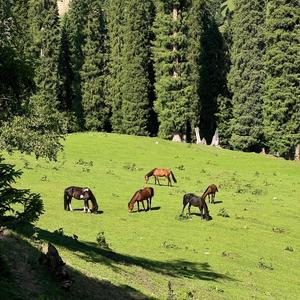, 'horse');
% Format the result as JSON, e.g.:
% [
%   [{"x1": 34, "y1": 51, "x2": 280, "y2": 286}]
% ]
[
  {"x1": 128, "y1": 187, "x2": 154, "y2": 213},
  {"x1": 64, "y1": 186, "x2": 98, "y2": 213},
  {"x1": 181, "y1": 193, "x2": 212, "y2": 220},
  {"x1": 144, "y1": 168, "x2": 177, "y2": 186},
  {"x1": 201, "y1": 184, "x2": 218, "y2": 204}
]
